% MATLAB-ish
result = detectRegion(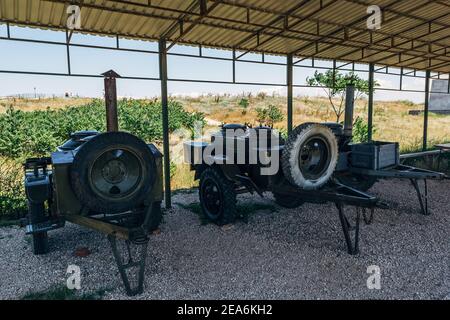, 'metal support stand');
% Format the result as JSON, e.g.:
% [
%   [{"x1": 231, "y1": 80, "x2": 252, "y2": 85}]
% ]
[
  {"x1": 362, "y1": 207, "x2": 375, "y2": 225},
  {"x1": 335, "y1": 203, "x2": 360, "y2": 255},
  {"x1": 108, "y1": 234, "x2": 149, "y2": 296},
  {"x1": 410, "y1": 179, "x2": 429, "y2": 215}
]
